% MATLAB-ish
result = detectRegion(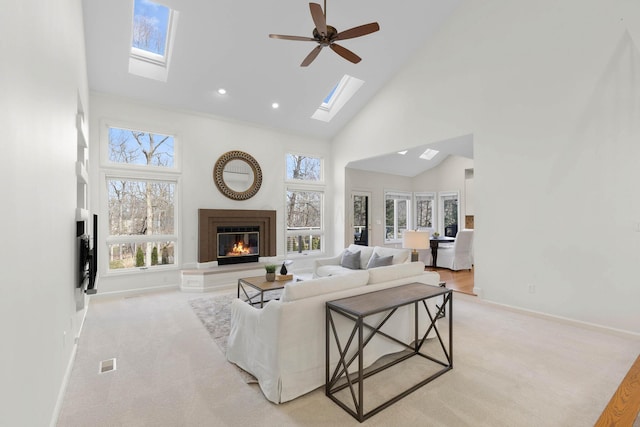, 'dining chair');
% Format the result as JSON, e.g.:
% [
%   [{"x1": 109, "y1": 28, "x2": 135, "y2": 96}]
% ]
[{"x1": 436, "y1": 229, "x2": 474, "y2": 271}]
